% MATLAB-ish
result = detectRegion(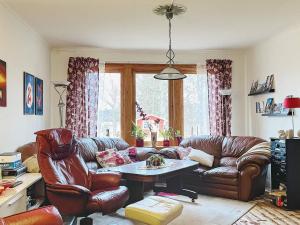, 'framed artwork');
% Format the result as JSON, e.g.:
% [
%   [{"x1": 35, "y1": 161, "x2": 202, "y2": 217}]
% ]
[
  {"x1": 0, "y1": 59, "x2": 7, "y2": 107},
  {"x1": 35, "y1": 77, "x2": 43, "y2": 115},
  {"x1": 24, "y1": 72, "x2": 35, "y2": 115}
]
